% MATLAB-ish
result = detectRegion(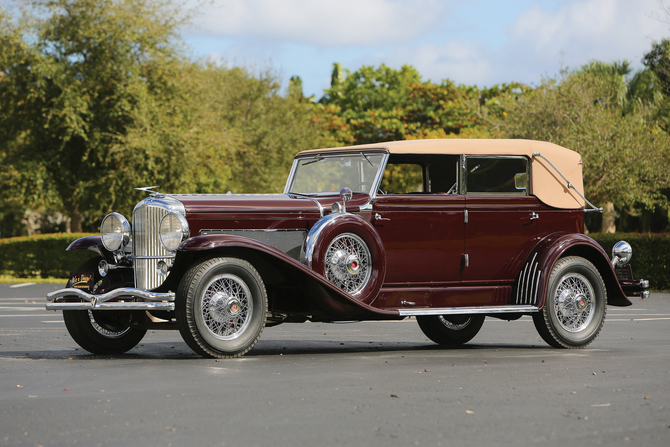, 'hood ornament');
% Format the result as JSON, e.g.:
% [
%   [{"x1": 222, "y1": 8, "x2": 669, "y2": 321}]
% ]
[{"x1": 134, "y1": 186, "x2": 164, "y2": 197}]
